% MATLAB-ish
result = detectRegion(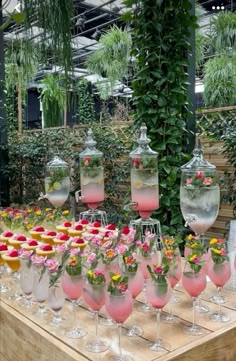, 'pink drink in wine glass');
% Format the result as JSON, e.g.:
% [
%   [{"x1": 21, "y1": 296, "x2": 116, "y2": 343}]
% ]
[
  {"x1": 105, "y1": 291, "x2": 133, "y2": 324},
  {"x1": 126, "y1": 270, "x2": 144, "y2": 299},
  {"x1": 167, "y1": 261, "x2": 182, "y2": 289},
  {"x1": 182, "y1": 270, "x2": 206, "y2": 298},
  {"x1": 208, "y1": 260, "x2": 231, "y2": 288},
  {"x1": 146, "y1": 280, "x2": 172, "y2": 309},
  {"x1": 137, "y1": 252, "x2": 158, "y2": 280},
  {"x1": 83, "y1": 283, "x2": 106, "y2": 311},
  {"x1": 62, "y1": 273, "x2": 84, "y2": 300},
  {"x1": 100, "y1": 261, "x2": 120, "y2": 283}
]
